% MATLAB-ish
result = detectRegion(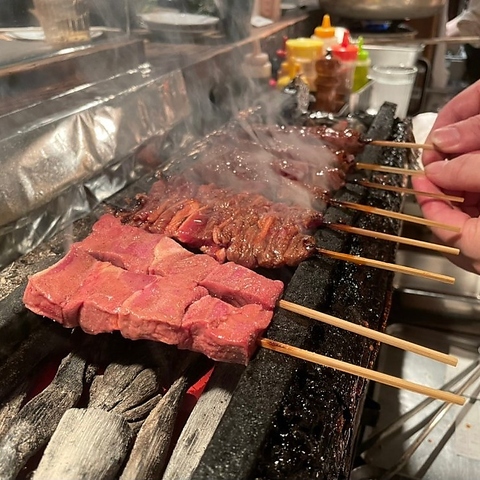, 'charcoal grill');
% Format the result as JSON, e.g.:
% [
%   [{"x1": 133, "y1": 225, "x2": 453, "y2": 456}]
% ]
[{"x1": 0, "y1": 102, "x2": 412, "y2": 479}]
